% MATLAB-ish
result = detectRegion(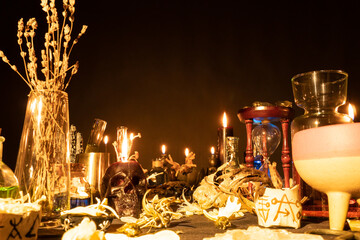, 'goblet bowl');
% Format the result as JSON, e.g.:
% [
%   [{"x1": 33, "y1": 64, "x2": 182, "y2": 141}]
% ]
[{"x1": 292, "y1": 123, "x2": 360, "y2": 230}]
